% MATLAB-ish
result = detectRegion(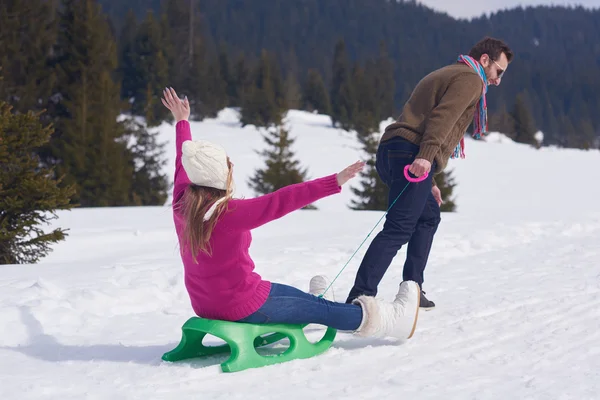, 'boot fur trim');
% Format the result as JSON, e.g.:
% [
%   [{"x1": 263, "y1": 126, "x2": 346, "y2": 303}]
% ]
[{"x1": 352, "y1": 295, "x2": 385, "y2": 337}]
